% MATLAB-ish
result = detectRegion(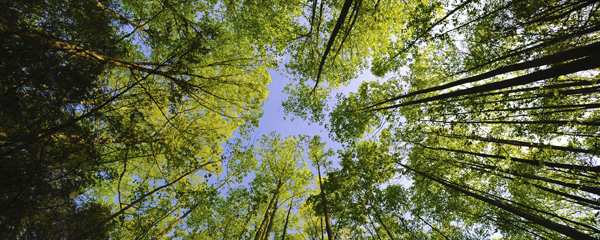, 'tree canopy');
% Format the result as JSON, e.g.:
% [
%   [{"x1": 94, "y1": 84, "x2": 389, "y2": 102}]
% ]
[{"x1": 1, "y1": 0, "x2": 598, "y2": 239}]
